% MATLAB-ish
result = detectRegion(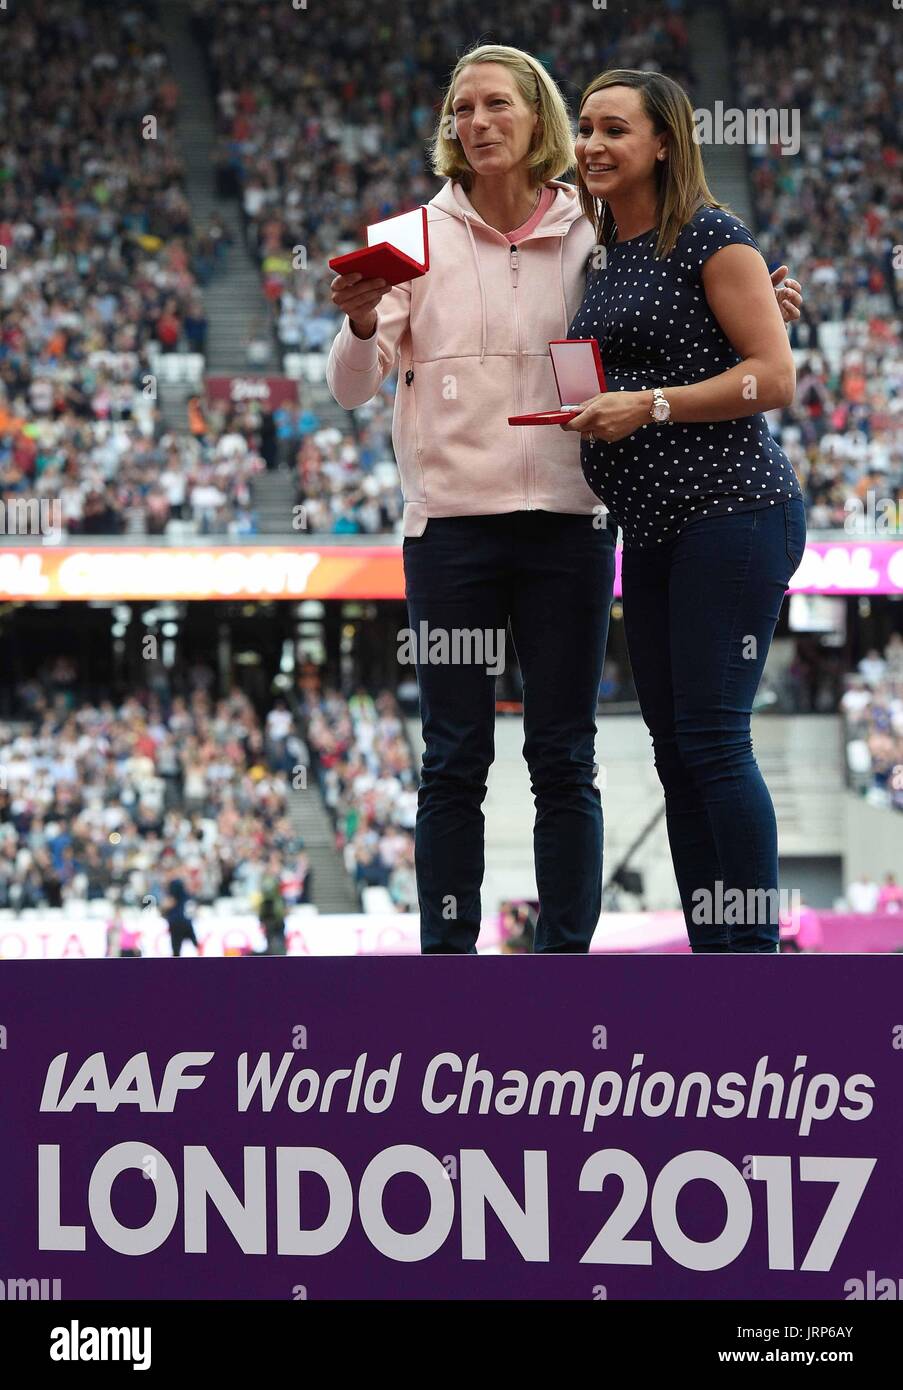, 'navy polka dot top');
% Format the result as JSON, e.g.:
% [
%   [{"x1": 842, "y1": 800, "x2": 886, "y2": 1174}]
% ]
[{"x1": 568, "y1": 205, "x2": 802, "y2": 549}]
